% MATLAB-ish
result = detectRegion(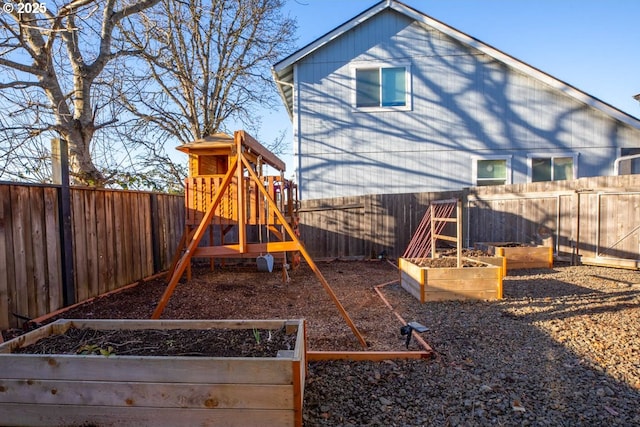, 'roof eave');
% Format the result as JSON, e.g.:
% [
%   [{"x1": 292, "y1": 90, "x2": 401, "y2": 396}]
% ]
[
  {"x1": 273, "y1": 0, "x2": 640, "y2": 129},
  {"x1": 272, "y1": 67, "x2": 294, "y2": 120},
  {"x1": 273, "y1": 0, "x2": 390, "y2": 73}
]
